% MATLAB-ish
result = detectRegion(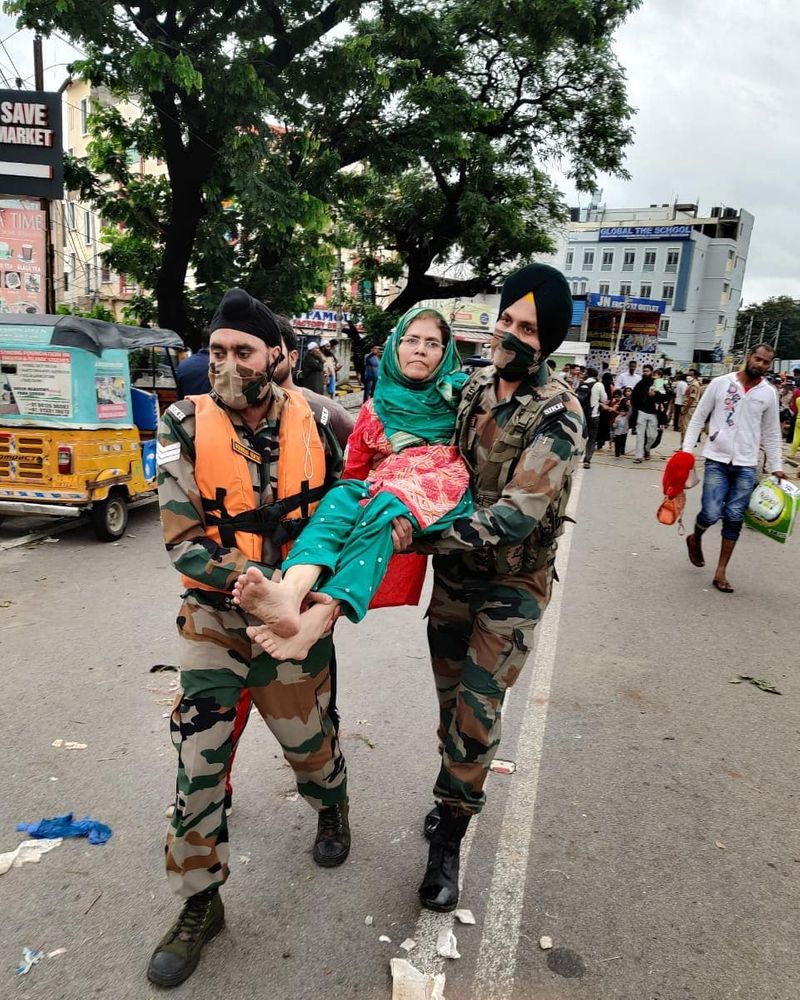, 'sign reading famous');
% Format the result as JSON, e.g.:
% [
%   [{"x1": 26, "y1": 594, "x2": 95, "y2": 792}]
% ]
[{"x1": 0, "y1": 90, "x2": 63, "y2": 200}]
